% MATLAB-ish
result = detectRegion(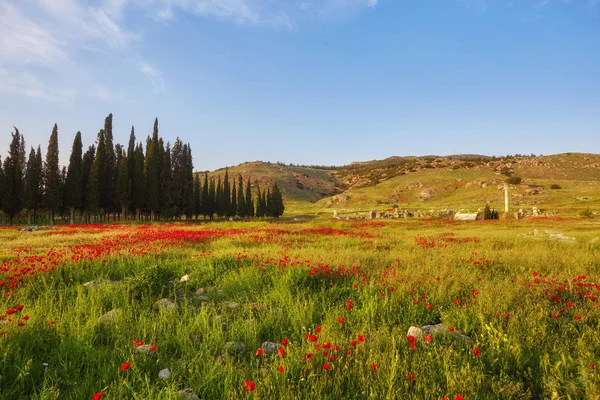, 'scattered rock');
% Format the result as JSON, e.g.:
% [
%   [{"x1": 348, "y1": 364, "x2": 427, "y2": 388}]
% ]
[
  {"x1": 260, "y1": 341, "x2": 279, "y2": 355},
  {"x1": 136, "y1": 344, "x2": 157, "y2": 354},
  {"x1": 406, "y1": 326, "x2": 423, "y2": 340},
  {"x1": 224, "y1": 341, "x2": 245, "y2": 355},
  {"x1": 422, "y1": 324, "x2": 449, "y2": 335},
  {"x1": 195, "y1": 288, "x2": 205, "y2": 295},
  {"x1": 177, "y1": 388, "x2": 200, "y2": 400},
  {"x1": 21, "y1": 226, "x2": 53, "y2": 232},
  {"x1": 97, "y1": 309, "x2": 119, "y2": 323},
  {"x1": 225, "y1": 301, "x2": 239, "y2": 310},
  {"x1": 180, "y1": 275, "x2": 190, "y2": 283},
  {"x1": 549, "y1": 233, "x2": 576, "y2": 242},
  {"x1": 158, "y1": 368, "x2": 171, "y2": 380},
  {"x1": 154, "y1": 298, "x2": 178, "y2": 311}
]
